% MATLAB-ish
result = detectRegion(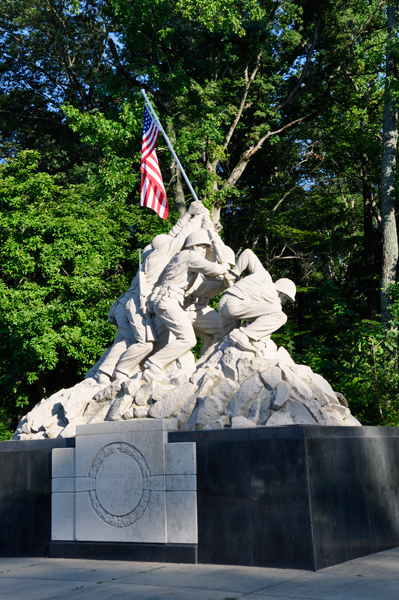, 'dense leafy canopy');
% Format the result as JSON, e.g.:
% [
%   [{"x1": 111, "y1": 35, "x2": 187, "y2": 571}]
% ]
[{"x1": 0, "y1": 0, "x2": 398, "y2": 437}]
